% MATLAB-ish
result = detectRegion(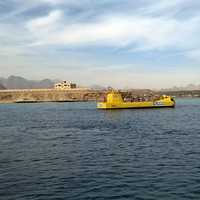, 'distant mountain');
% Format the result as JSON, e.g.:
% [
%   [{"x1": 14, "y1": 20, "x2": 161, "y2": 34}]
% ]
[
  {"x1": 161, "y1": 84, "x2": 200, "y2": 91},
  {"x1": 90, "y1": 84, "x2": 107, "y2": 90},
  {"x1": 0, "y1": 76, "x2": 55, "y2": 89},
  {"x1": 0, "y1": 83, "x2": 6, "y2": 90}
]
